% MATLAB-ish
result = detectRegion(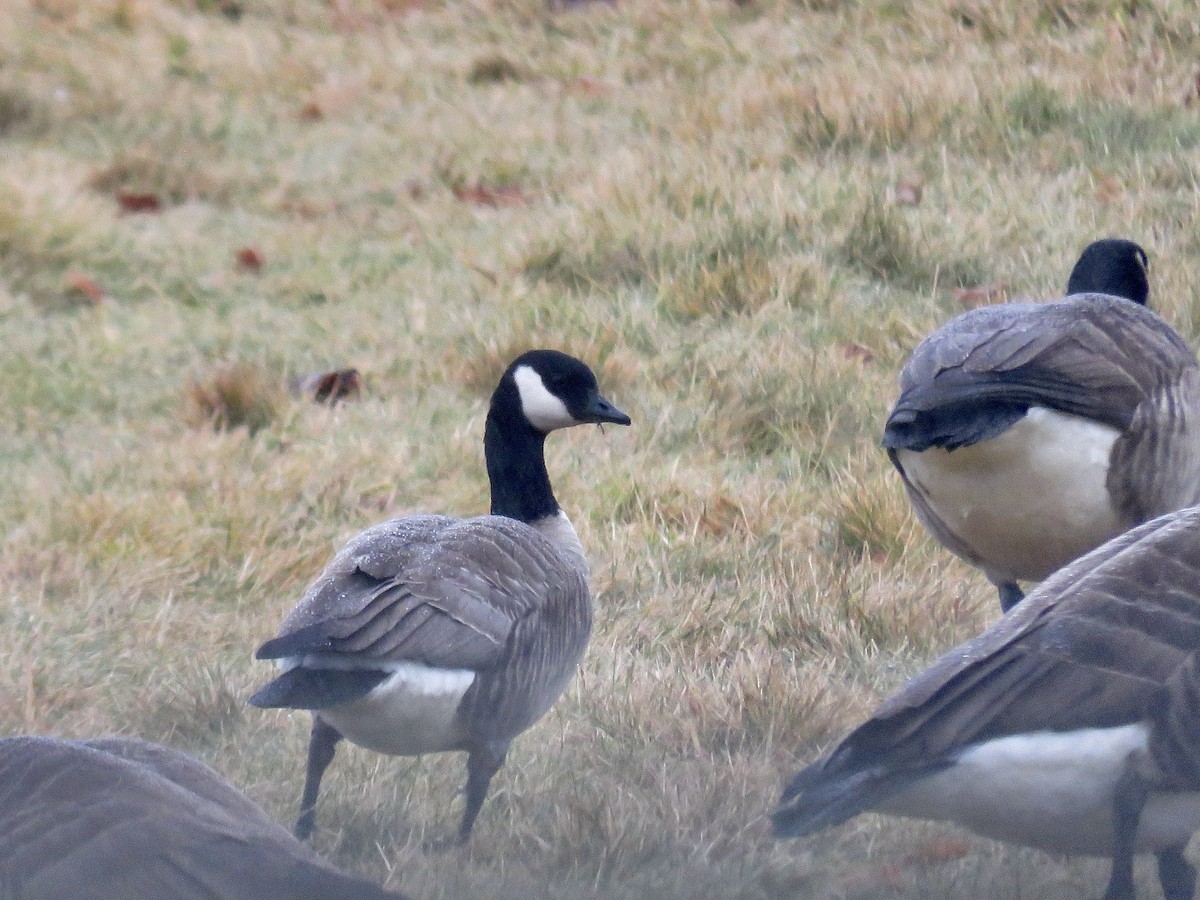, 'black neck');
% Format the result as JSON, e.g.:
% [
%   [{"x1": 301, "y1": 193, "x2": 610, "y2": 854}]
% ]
[{"x1": 485, "y1": 404, "x2": 560, "y2": 523}]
